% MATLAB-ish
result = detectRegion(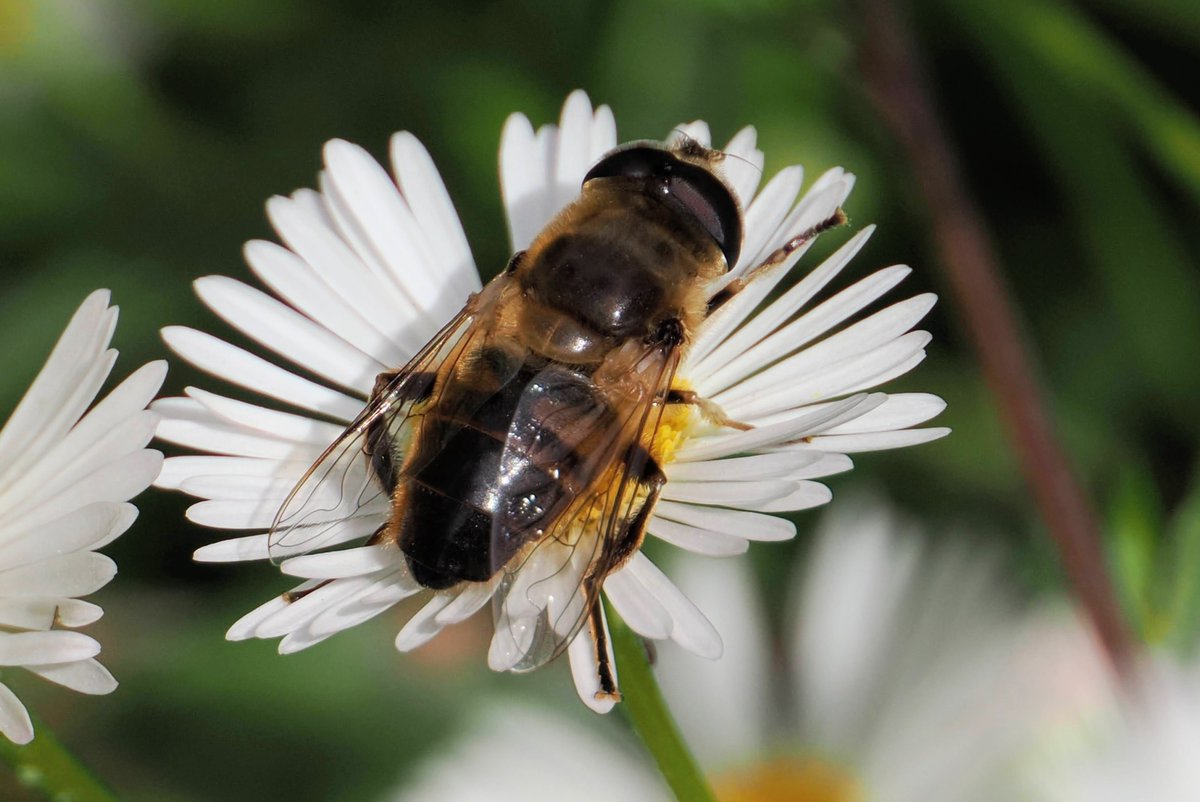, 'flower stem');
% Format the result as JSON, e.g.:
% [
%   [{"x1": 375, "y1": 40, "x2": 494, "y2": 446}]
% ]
[
  {"x1": 855, "y1": 0, "x2": 1134, "y2": 674},
  {"x1": 0, "y1": 712, "x2": 121, "y2": 802},
  {"x1": 606, "y1": 601, "x2": 719, "y2": 802}
]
